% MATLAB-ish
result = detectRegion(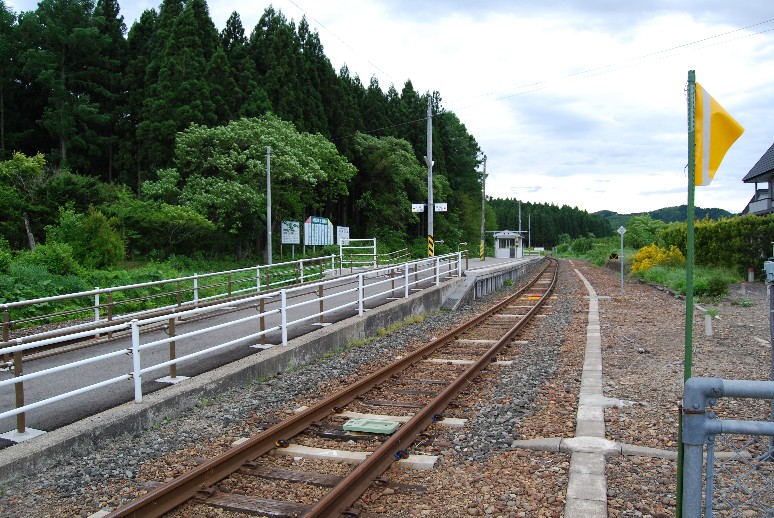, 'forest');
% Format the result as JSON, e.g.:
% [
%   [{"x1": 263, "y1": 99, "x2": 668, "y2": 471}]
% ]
[{"x1": 0, "y1": 0, "x2": 611, "y2": 268}]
